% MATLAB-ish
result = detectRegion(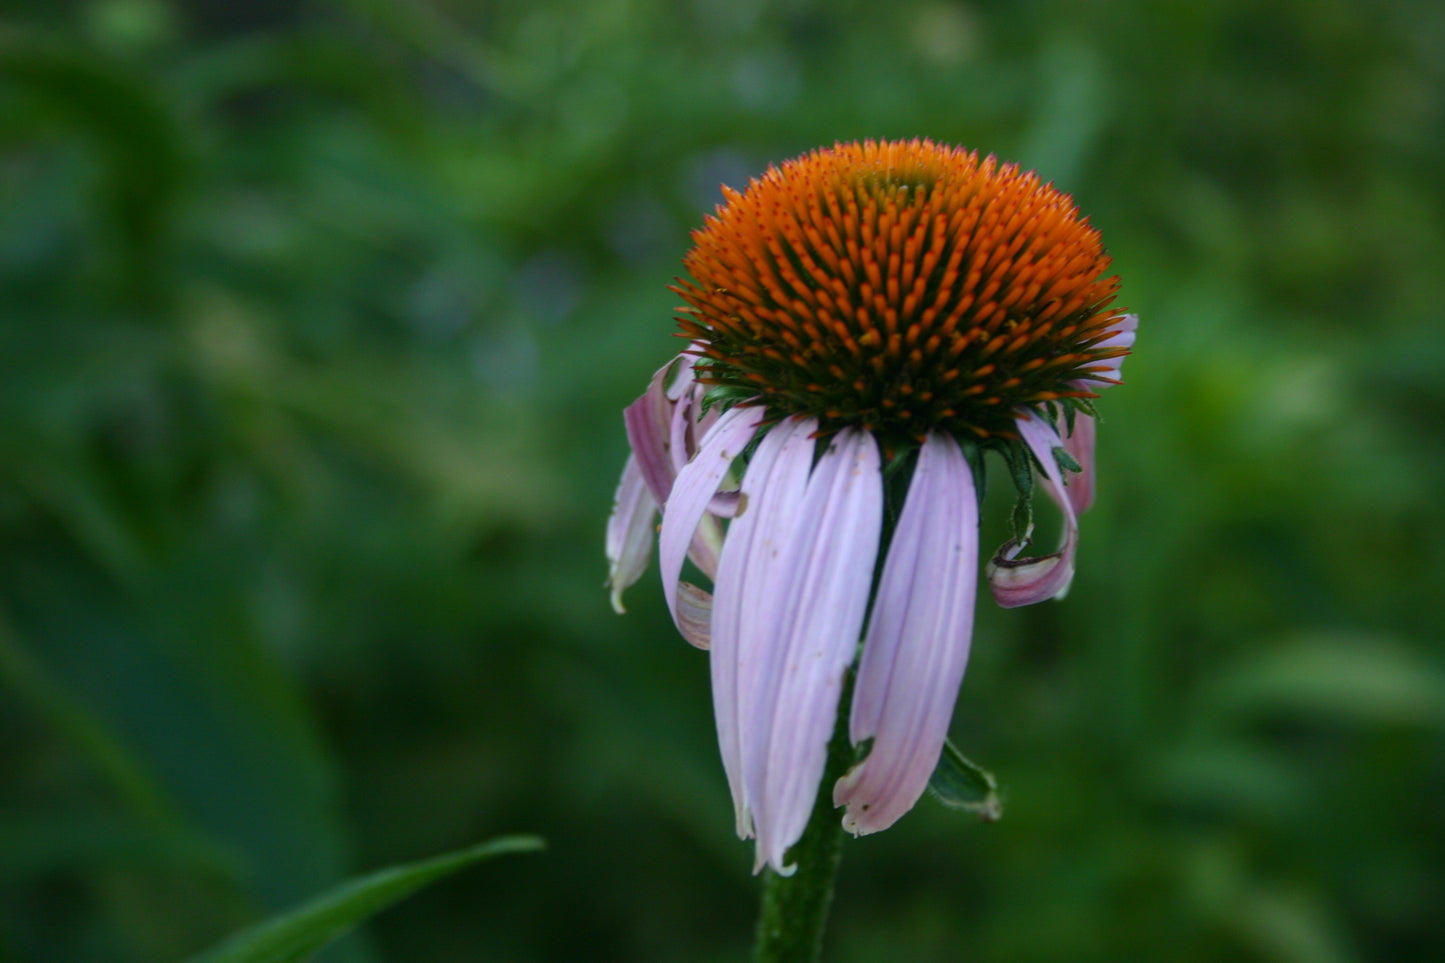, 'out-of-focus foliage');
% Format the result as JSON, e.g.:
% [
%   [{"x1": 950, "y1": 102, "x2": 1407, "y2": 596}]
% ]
[{"x1": 1, "y1": 0, "x2": 1442, "y2": 960}]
